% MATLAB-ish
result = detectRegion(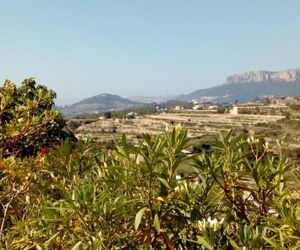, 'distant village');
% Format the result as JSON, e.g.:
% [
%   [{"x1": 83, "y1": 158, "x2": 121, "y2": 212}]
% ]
[
  {"x1": 157, "y1": 96, "x2": 300, "y2": 117},
  {"x1": 72, "y1": 96, "x2": 300, "y2": 124}
]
